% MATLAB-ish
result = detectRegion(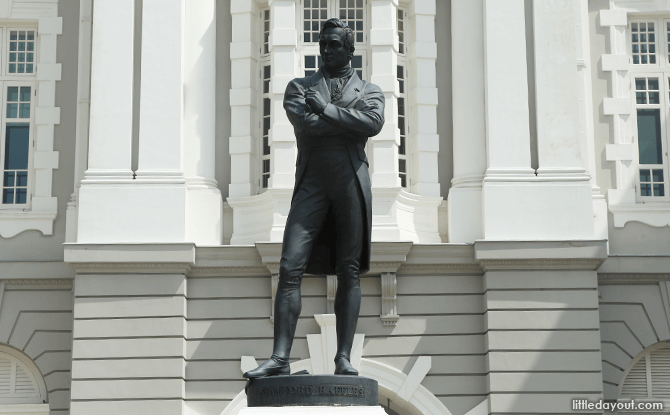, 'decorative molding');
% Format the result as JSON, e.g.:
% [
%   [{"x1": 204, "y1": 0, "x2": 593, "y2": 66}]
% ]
[
  {"x1": 609, "y1": 203, "x2": 670, "y2": 228},
  {"x1": 264, "y1": 262, "x2": 280, "y2": 274},
  {"x1": 2, "y1": 279, "x2": 72, "y2": 285},
  {"x1": 188, "y1": 266, "x2": 270, "y2": 277},
  {"x1": 369, "y1": 261, "x2": 404, "y2": 273},
  {"x1": 598, "y1": 273, "x2": 670, "y2": 282},
  {"x1": 398, "y1": 263, "x2": 482, "y2": 273},
  {"x1": 479, "y1": 258, "x2": 605, "y2": 271},
  {"x1": 70, "y1": 262, "x2": 192, "y2": 274},
  {"x1": 380, "y1": 272, "x2": 399, "y2": 326}
]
